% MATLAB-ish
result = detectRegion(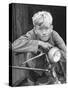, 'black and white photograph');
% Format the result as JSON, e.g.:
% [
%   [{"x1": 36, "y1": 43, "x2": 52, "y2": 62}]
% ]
[{"x1": 9, "y1": 3, "x2": 66, "y2": 87}]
